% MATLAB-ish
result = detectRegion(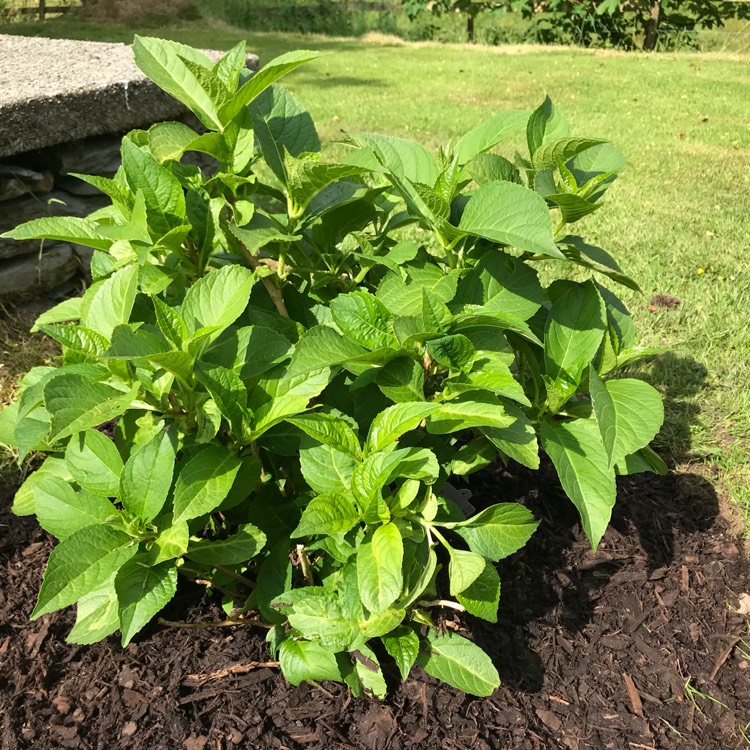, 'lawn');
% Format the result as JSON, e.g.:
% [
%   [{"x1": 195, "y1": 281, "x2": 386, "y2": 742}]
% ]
[{"x1": 1, "y1": 17, "x2": 750, "y2": 524}]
